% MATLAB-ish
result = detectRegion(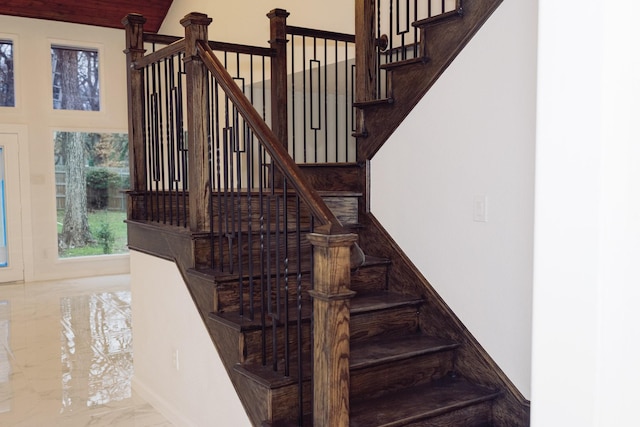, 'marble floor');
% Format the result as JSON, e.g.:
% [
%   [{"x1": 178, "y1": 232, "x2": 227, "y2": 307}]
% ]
[{"x1": 0, "y1": 275, "x2": 173, "y2": 426}]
